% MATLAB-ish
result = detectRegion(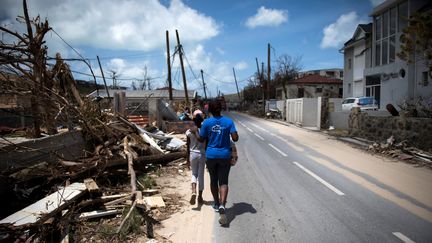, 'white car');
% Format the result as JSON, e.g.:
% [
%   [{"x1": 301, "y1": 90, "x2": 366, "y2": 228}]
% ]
[{"x1": 342, "y1": 97, "x2": 378, "y2": 111}]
